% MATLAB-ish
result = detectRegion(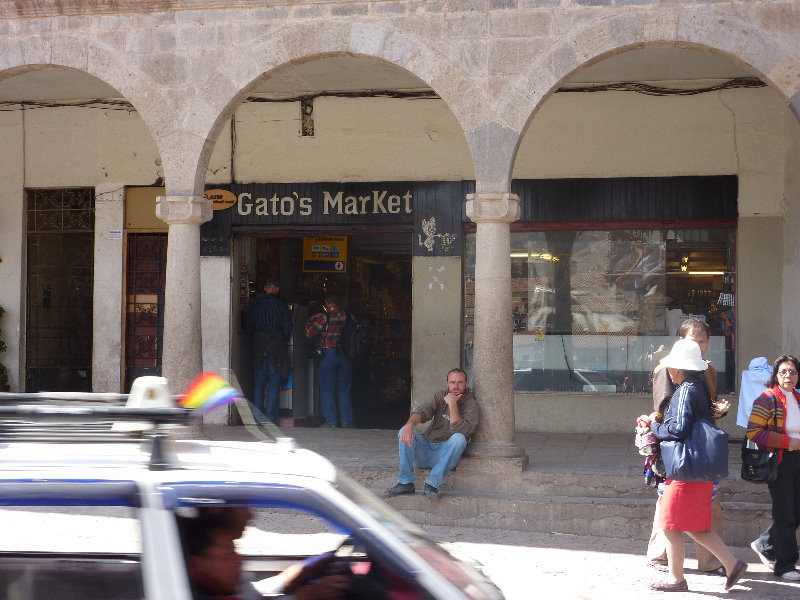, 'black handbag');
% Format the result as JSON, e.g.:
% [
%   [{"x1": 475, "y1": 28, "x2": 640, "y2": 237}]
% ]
[
  {"x1": 660, "y1": 418, "x2": 729, "y2": 482},
  {"x1": 308, "y1": 336, "x2": 323, "y2": 359},
  {"x1": 740, "y1": 438, "x2": 778, "y2": 484}
]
